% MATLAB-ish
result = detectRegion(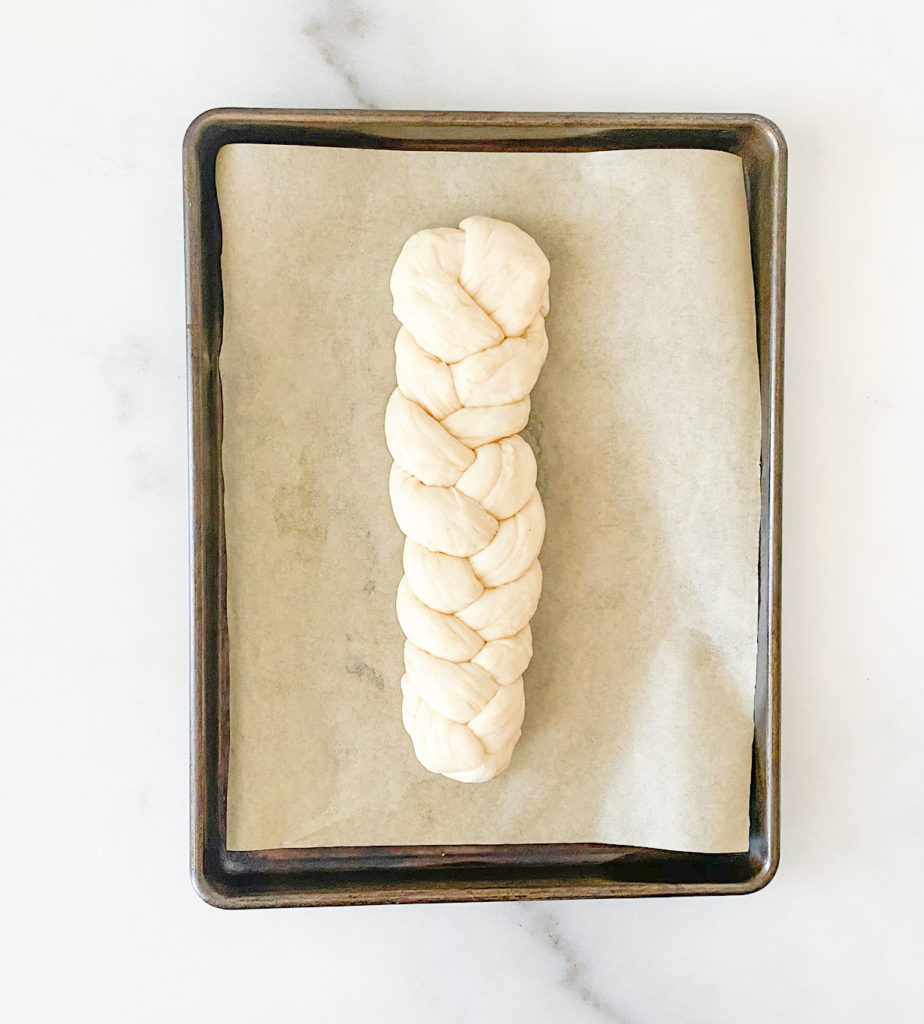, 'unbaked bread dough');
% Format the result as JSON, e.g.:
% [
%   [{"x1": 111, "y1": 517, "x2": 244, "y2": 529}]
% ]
[{"x1": 386, "y1": 216, "x2": 550, "y2": 782}]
